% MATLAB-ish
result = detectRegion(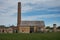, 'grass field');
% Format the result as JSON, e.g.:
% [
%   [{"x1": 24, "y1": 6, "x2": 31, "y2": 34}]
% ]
[{"x1": 0, "y1": 32, "x2": 60, "y2": 40}]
